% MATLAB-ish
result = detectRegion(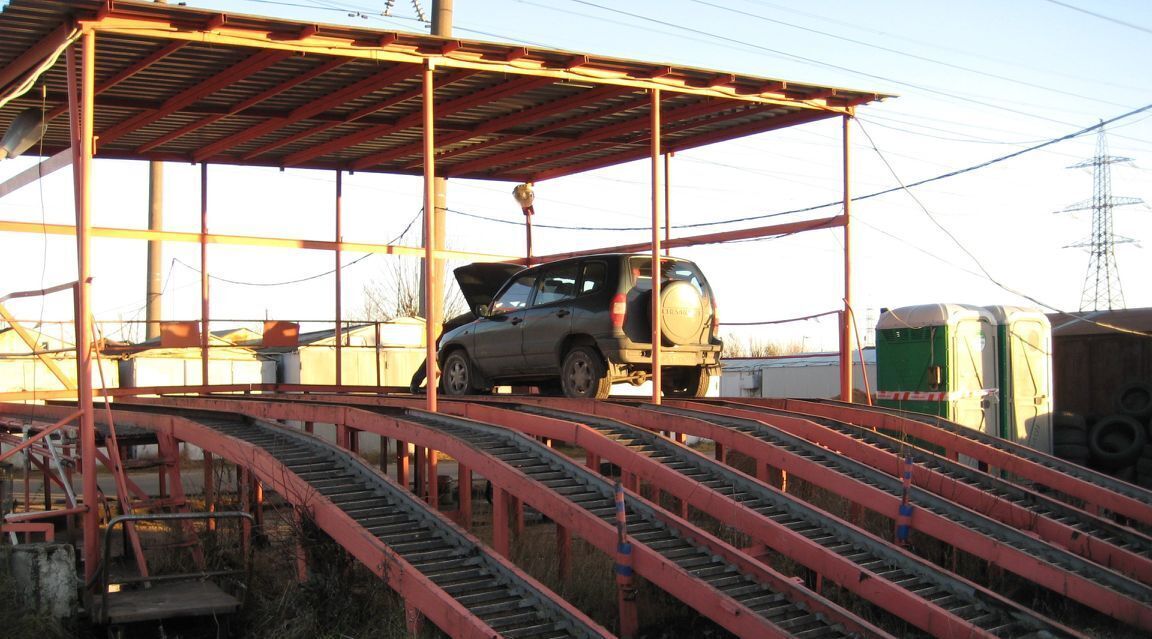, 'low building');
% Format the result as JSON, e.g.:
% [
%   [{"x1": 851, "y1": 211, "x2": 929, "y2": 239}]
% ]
[{"x1": 720, "y1": 349, "x2": 876, "y2": 399}]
